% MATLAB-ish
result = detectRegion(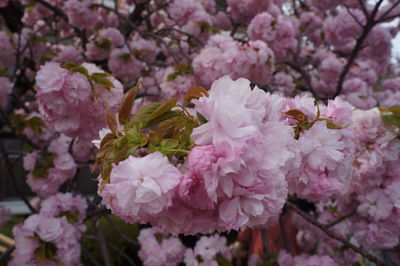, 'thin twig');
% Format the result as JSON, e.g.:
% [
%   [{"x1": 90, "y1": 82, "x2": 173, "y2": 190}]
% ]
[
  {"x1": 260, "y1": 229, "x2": 269, "y2": 256},
  {"x1": 376, "y1": 0, "x2": 400, "y2": 22},
  {"x1": 279, "y1": 213, "x2": 291, "y2": 254},
  {"x1": 0, "y1": 143, "x2": 36, "y2": 213},
  {"x1": 81, "y1": 245, "x2": 102, "y2": 266},
  {"x1": 333, "y1": 0, "x2": 385, "y2": 98},
  {"x1": 286, "y1": 201, "x2": 389, "y2": 266},
  {"x1": 0, "y1": 245, "x2": 15, "y2": 264},
  {"x1": 103, "y1": 215, "x2": 138, "y2": 245},
  {"x1": 95, "y1": 219, "x2": 113, "y2": 266},
  {"x1": 282, "y1": 61, "x2": 318, "y2": 99},
  {"x1": 325, "y1": 210, "x2": 356, "y2": 229}
]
